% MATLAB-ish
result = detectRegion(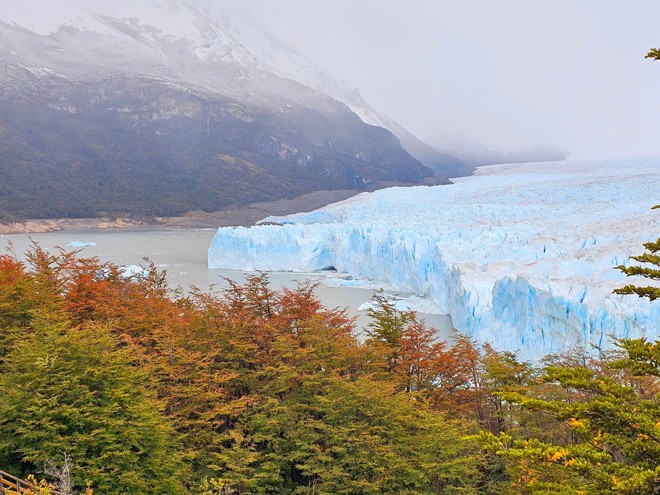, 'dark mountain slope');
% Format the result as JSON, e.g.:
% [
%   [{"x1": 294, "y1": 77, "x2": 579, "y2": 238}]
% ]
[
  {"x1": 0, "y1": 66, "x2": 434, "y2": 220},
  {"x1": 0, "y1": 13, "x2": 444, "y2": 220}
]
